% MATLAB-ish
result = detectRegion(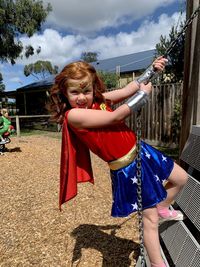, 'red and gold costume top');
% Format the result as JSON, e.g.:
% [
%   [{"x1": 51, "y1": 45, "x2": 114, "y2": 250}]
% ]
[
  {"x1": 59, "y1": 102, "x2": 136, "y2": 209},
  {"x1": 69, "y1": 102, "x2": 136, "y2": 162}
]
